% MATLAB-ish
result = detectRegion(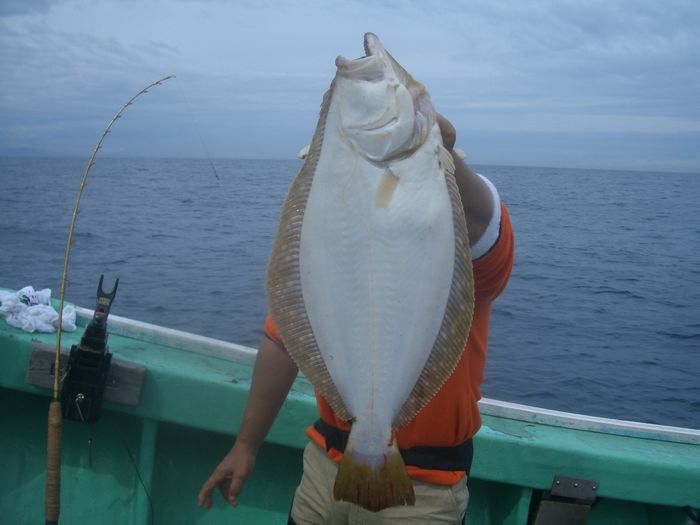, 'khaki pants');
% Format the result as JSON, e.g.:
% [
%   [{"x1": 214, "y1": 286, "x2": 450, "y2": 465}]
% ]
[{"x1": 290, "y1": 442, "x2": 469, "y2": 525}]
